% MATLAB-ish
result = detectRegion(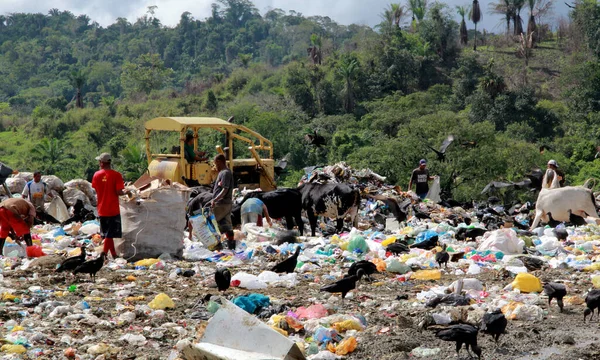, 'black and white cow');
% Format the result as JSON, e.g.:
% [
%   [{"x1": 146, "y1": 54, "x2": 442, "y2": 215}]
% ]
[
  {"x1": 240, "y1": 189, "x2": 304, "y2": 235},
  {"x1": 298, "y1": 183, "x2": 361, "y2": 236}
]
